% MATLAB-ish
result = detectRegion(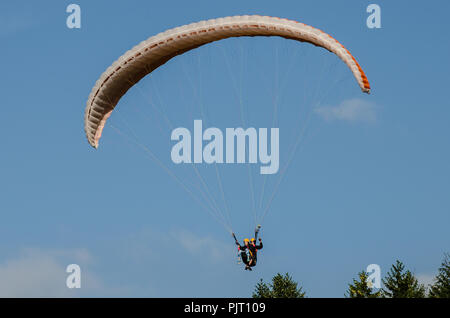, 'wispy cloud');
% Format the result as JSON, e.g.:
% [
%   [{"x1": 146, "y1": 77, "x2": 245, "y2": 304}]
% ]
[
  {"x1": 315, "y1": 98, "x2": 377, "y2": 123},
  {"x1": 0, "y1": 248, "x2": 104, "y2": 297},
  {"x1": 170, "y1": 229, "x2": 230, "y2": 263},
  {"x1": 116, "y1": 227, "x2": 232, "y2": 266},
  {"x1": 0, "y1": 229, "x2": 233, "y2": 297}
]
